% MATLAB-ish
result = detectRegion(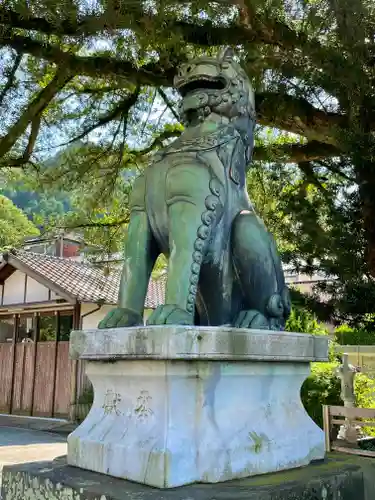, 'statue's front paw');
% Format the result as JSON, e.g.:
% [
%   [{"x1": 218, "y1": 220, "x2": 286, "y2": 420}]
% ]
[
  {"x1": 98, "y1": 308, "x2": 143, "y2": 329},
  {"x1": 234, "y1": 310, "x2": 270, "y2": 330},
  {"x1": 147, "y1": 305, "x2": 193, "y2": 326},
  {"x1": 234, "y1": 310, "x2": 284, "y2": 330}
]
